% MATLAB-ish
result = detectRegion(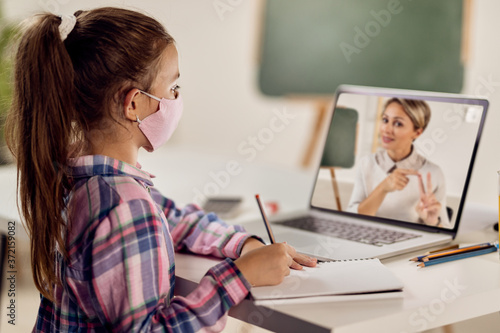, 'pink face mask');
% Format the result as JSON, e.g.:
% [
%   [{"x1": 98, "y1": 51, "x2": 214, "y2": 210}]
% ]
[{"x1": 136, "y1": 90, "x2": 183, "y2": 152}]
